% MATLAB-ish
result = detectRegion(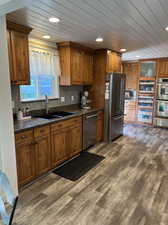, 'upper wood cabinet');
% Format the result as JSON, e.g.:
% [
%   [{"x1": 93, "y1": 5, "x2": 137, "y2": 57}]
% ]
[
  {"x1": 157, "y1": 58, "x2": 168, "y2": 78},
  {"x1": 139, "y1": 60, "x2": 156, "y2": 80},
  {"x1": 7, "y1": 21, "x2": 32, "y2": 85},
  {"x1": 83, "y1": 52, "x2": 93, "y2": 85},
  {"x1": 88, "y1": 49, "x2": 122, "y2": 109},
  {"x1": 57, "y1": 41, "x2": 94, "y2": 86},
  {"x1": 123, "y1": 62, "x2": 139, "y2": 90},
  {"x1": 107, "y1": 51, "x2": 121, "y2": 73},
  {"x1": 71, "y1": 47, "x2": 83, "y2": 85}
]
